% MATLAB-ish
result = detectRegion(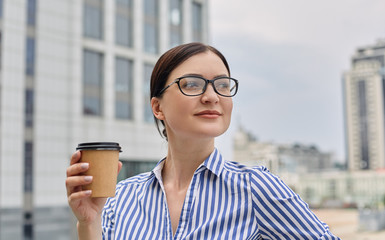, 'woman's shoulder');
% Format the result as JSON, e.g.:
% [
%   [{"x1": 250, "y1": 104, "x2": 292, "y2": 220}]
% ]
[
  {"x1": 223, "y1": 161, "x2": 286, "y2": 189},
  {"x1": 221, "y1": 161, "x2": 293, "y2": 198},
  {"x1": 116, "y1": 171, "x2": 154, "y2": 190},
  {"x1": 223, "y1": 160, "x2": 270, "y2": 174}
]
